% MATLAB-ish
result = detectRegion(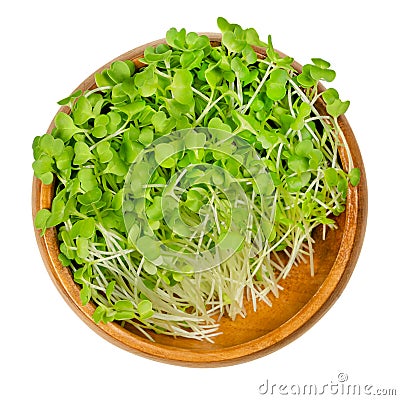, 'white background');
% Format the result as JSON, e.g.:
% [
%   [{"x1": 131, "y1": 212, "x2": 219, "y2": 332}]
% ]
[{"x1": 1, "y1": 1, "x2": 399, "y2": 398}]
